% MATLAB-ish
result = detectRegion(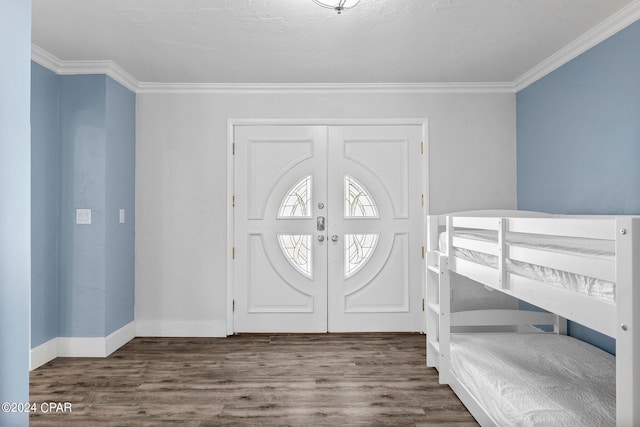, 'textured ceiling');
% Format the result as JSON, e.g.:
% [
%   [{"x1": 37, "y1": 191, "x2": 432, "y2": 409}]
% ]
[{"x1": 31, "y1": 0, "x2": 635, "y2": 84}]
